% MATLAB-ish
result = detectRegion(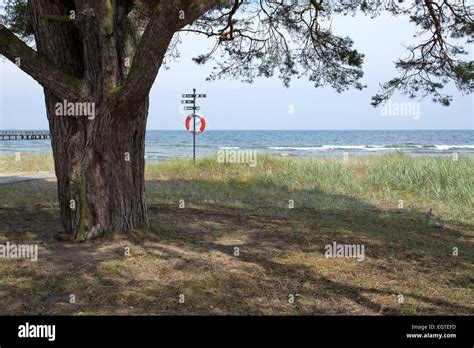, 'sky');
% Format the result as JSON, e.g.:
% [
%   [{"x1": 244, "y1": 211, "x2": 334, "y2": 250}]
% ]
[{"x1": 0, "y1": 10, "x2": 473, "y2": 130}]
